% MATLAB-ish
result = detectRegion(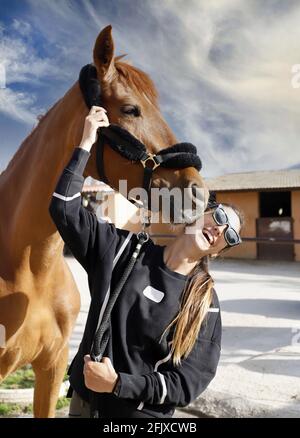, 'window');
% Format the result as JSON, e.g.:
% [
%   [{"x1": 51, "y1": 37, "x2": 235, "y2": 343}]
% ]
[{"x1": 259, "y1": 191, "x2": 291, "y2": 218}]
